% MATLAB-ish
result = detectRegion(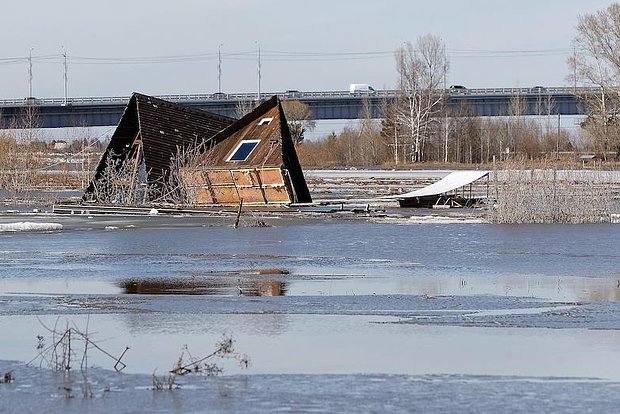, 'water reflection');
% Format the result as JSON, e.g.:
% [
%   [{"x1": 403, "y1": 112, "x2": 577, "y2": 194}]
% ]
[
  {"x1": 3, "y1": 273, "x2": 620, "y2": 303},
  {"x1": 120, "y1": 277, "x2": 287, "y2": 297}
]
